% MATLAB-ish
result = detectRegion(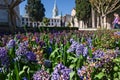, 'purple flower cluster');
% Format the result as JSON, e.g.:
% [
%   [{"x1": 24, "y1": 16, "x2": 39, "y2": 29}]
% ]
[
  {"x1": 77, "y1": 66, "x2": 87, "y2": 80},
  {"x1": 92, "y1": 50, "x2": 105, "y2": 59},
  {"x1": 67, "y1": 39, "x2": 88, "y2": 57},
  {"x1": 0, "y1": 47, "x2": 9, "y2": 67},
  {"x1": 32, "y1": 70, "x2": 50, "y2": 80},
  {"x1": 114, "y1": 31, "x2": 120, "y2": 36},
  {"x1": 77, "y1": 49, "x2": 120, "y2": 79},
  {"x1": 67, "y1": 40, "x2": 78, "y2": 53},
  {"x1": 16, "y1": 41, "x2": 28, "y2": 56},
  {"x1": 26, "y1": 51, "x2": 36, "y2": 62},
  {"x1": 51, "y1": 63, "x2": 72, "y2": 80},
  {"x1": 6, "y1": 39, "x2": 16, "y2": 49},
  {"x1": 87, "y1": 37, "x2": 92, "y2": 49},
  {"x1": 16, "y1": 41, "x2": 36, "y2": 62}
]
